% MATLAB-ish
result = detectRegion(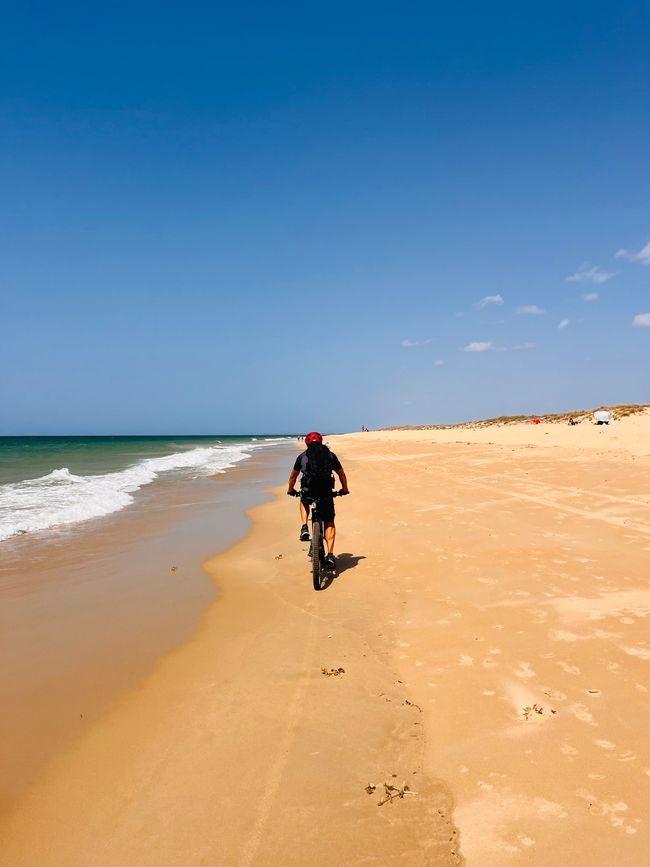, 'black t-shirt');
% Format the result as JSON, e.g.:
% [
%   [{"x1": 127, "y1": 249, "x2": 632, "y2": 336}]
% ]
[{"x1": 293, "y1": 449, "x2": 342, "y2": 474}]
